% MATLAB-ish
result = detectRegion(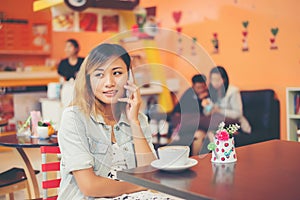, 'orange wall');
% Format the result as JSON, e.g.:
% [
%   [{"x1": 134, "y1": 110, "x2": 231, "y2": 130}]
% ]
[
  {"x1": 2, "y1": 0, "x2": 300, "y2": 140},
  {"x1": 139, "y1": 0, "x2": 300, "y2": 140}
]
